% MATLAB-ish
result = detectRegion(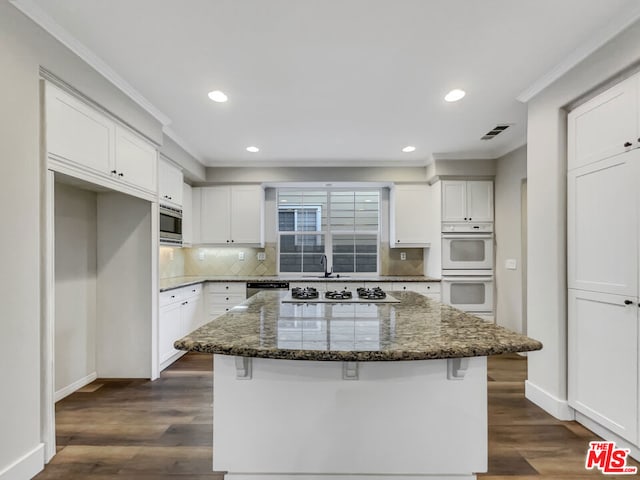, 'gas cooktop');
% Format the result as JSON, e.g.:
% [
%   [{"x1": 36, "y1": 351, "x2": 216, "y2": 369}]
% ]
[{"x1": 283, "y1": 286, "x2": 400, "y2": 304}]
